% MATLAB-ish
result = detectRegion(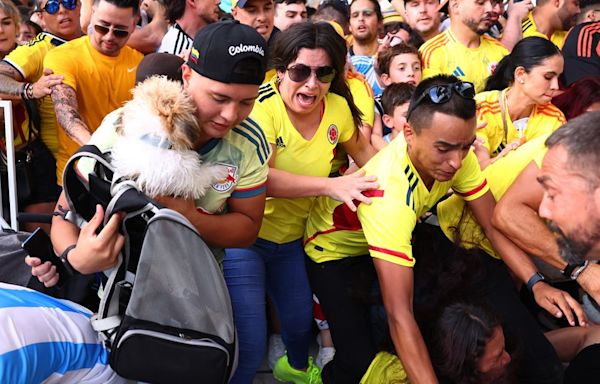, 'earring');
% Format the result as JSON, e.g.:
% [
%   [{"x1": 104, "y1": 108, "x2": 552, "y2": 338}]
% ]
[{"x1": 519, "y1": 79, "x2": 524, "y2": 84}]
